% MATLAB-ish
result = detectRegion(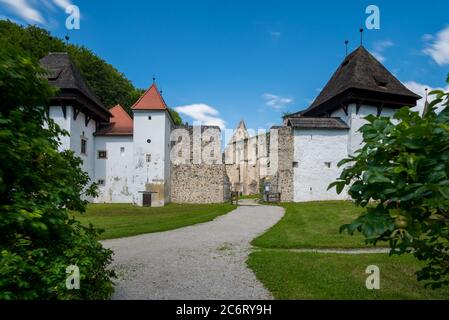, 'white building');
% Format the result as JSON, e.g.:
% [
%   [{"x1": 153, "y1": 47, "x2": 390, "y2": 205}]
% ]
[
  {"x1": 40, "y1": 46, "x2": 421, "y2": 205},
  {"x1": 40, "y1": 53, "x2": 175, "y2": 206},
  {"x1": 281, "y1": 46, "x2": 421, "y2": 202}
]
